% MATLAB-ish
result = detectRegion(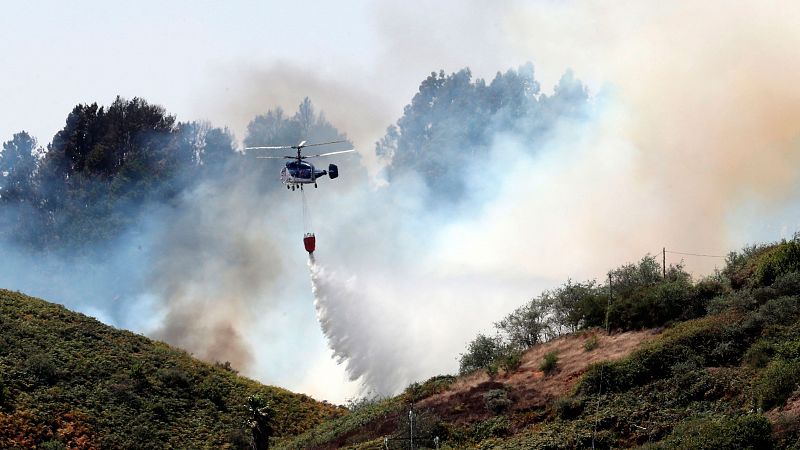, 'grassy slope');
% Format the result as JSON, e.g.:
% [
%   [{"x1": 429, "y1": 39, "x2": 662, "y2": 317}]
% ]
[
  {"x1": 0, "y1": 289, "x2": 344, "y2": 449},
  {"x1": 280, "y1": 241, "x2": 800, "y2": 449}
]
